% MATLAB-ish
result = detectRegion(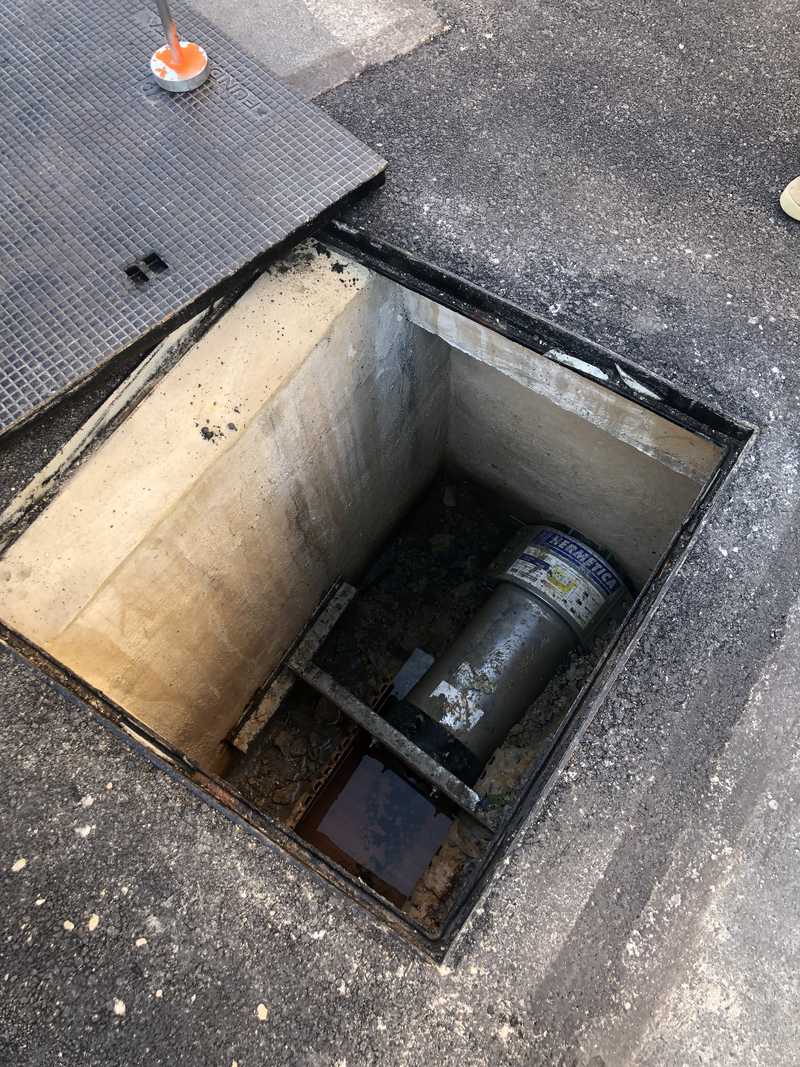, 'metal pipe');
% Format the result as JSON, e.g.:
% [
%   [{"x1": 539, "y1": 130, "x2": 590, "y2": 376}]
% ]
[
  {"x1": 155, "y1": 0, "x2": 181, "y2": 64},
  {"x1": 390, "y1": 525, "x2": 625, "y2": 783},
  {"x1": 405, "y1": 582, "x2": 576, "y2": 766}
]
